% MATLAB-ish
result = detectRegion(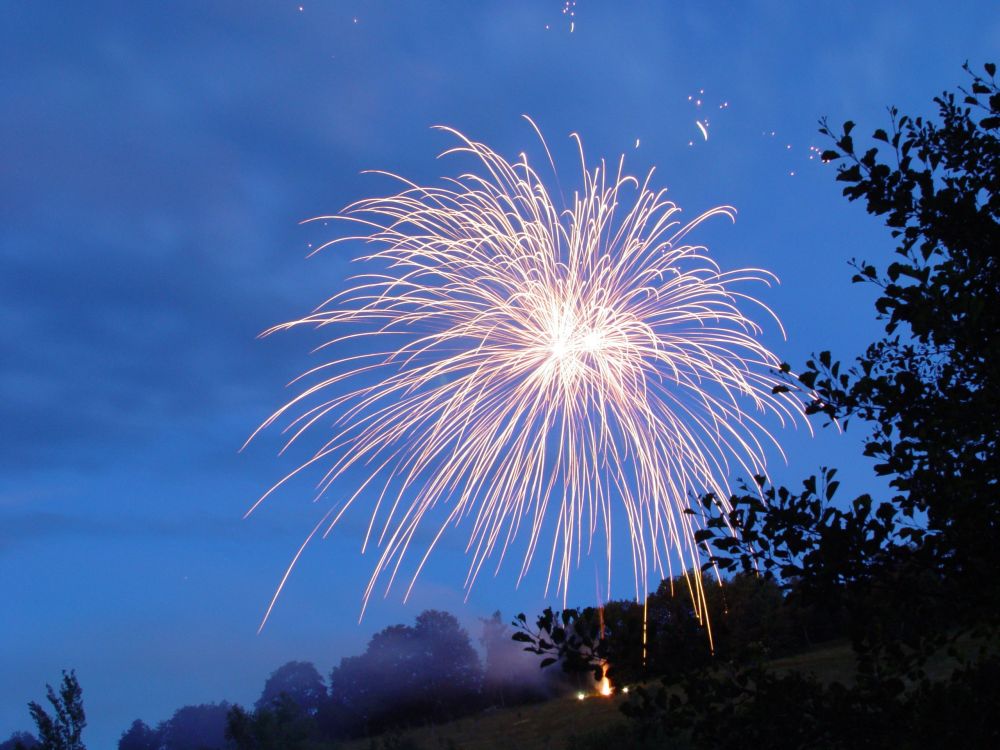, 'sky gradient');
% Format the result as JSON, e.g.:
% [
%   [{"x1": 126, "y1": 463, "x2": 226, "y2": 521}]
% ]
[{"x1": 2, "y1": 2, "x2": 997, "y2": 746}]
